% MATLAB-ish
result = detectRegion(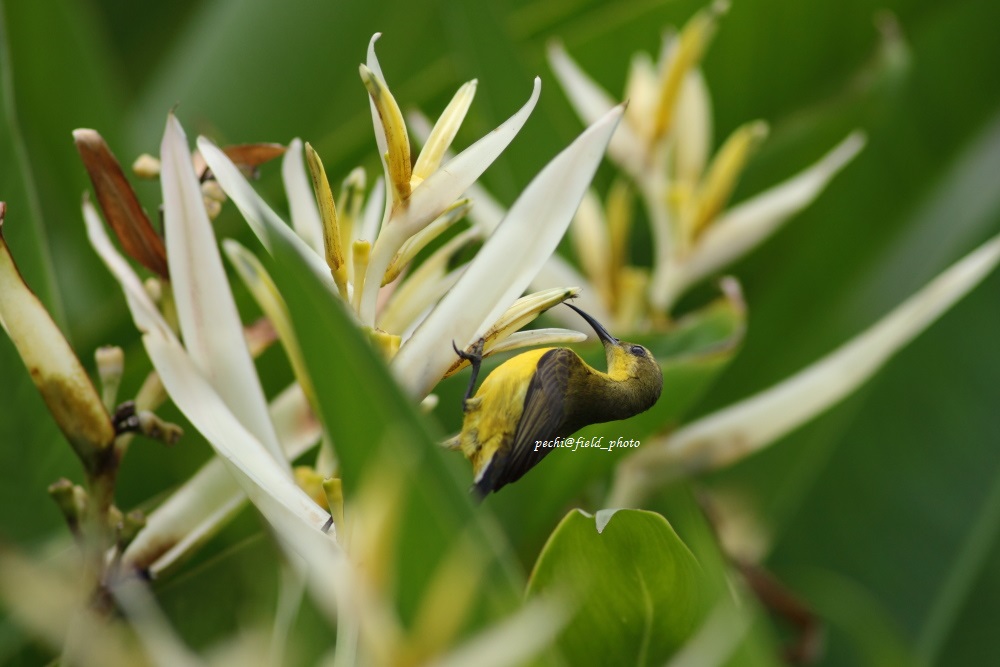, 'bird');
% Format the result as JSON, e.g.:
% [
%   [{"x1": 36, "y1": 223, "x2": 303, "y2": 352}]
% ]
[{"x1": 449, "y1": 302, "x2": 662, "y2": 498}]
